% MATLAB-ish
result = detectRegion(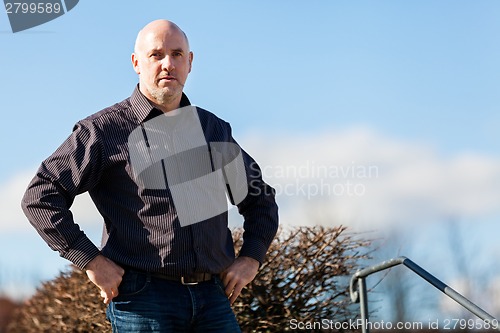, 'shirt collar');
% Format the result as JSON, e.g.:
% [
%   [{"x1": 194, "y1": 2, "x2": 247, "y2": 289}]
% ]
[{"x1": 130, "y1": 84, "x2": 192, "y2": 123}]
